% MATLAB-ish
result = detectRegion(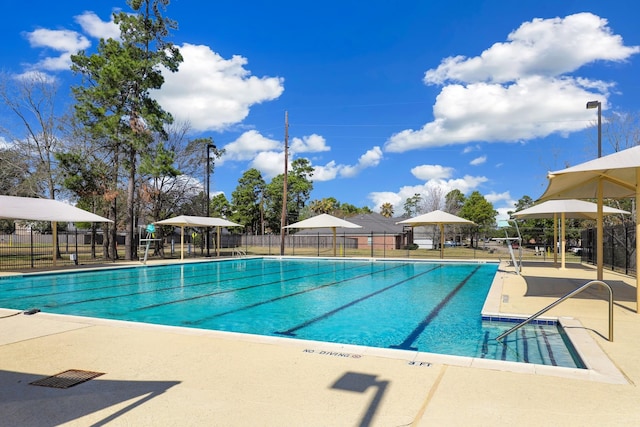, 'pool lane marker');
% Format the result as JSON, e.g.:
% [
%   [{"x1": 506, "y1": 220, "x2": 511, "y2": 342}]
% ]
[
  {"x1": 2, "y1": 260, "x2": 305, "y2": 306},
  {"x1": 183, "y1": 263, "x2": 411, "y2": 325},
  {"x1": 137, "y1": 262, "x2": 371, "y2": 311},
  {"x1": 275, "y1": 265, "x2": 443, "y2": 336},
  {"x1": 41, "y1": 261, "x2": 367, "y2": 310},
  {"x1": 390, "y1": 265, "x2": 482, "y2": 351}
]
